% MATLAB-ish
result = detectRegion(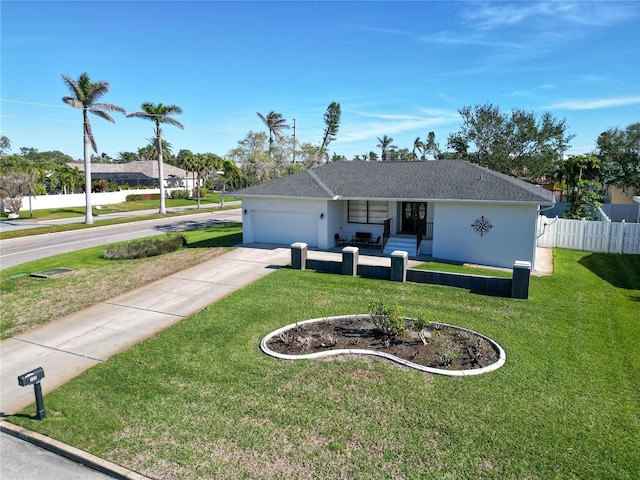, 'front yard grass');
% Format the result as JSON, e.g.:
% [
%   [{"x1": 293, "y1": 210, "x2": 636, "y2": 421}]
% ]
[{"x1": 8, "y1": 249, "x2": 639, "y2": 479}]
